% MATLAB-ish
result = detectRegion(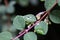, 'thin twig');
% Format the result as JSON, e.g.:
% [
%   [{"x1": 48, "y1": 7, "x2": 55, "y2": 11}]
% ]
[
  {"x1": 12, "y1": 0, "x2": 57, "y2": 40},
  {"x1": 4, "y1": 0, "x2": 8, "y2": 6},
  {"x1": 4, "y1": 0, "x2": 11, "y2": 27}
]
